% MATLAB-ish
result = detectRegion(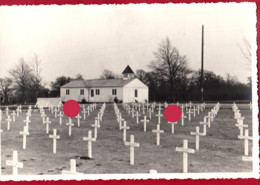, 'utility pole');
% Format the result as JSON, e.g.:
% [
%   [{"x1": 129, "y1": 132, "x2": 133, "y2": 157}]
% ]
[{"x1": 200, "y1": 25, "x2": 204, "y2": 103}]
